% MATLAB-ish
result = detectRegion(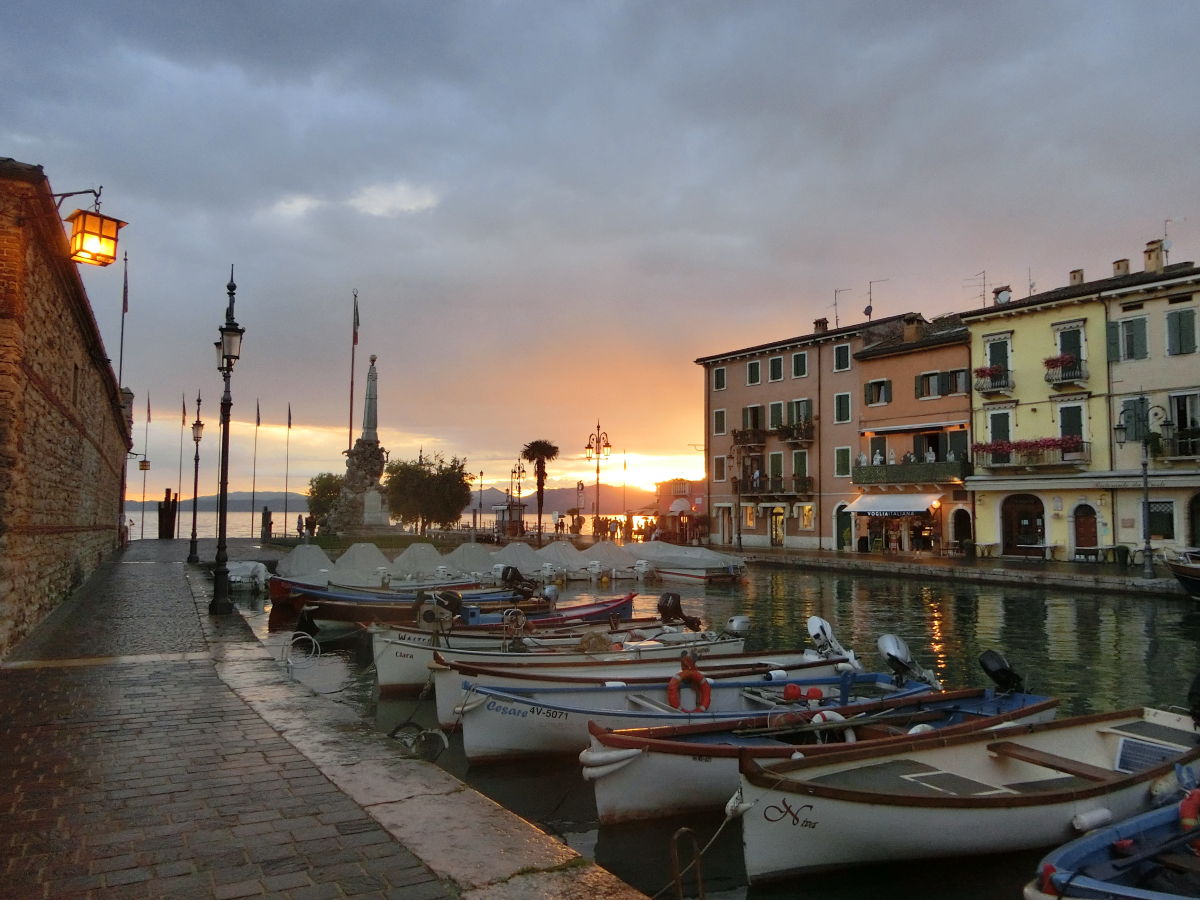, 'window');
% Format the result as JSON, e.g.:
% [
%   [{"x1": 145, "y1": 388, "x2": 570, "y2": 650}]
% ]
[
  {"x1": 792, "y1": 352, "x2": 808, "y2": 378},
  {"x1": 1146, "y1": 500, "x2": 1175, "y2": 540},
  {"x1": 1057, "y1": 325, "x2": 1084, "y2": 362},
  {"x1": 798, "y1": 504, "x2": 815, "y2": 529},
  {"x1": 987, "y1": 409, "x2": 1011, "y2": 461},
  {"x1": 1170, "y1": 392, "x2": 1200, "y2": 455},
  {"x1": 768, "y1": 356, "x2": 783, "y2": 382},
  {"x1": 1109, "y1": 318, "x2": 1148, "y2": 360},
  {"x1": 947, "y1": 369, "x2": 968, "y2": 394},
  {"x1": 743, "y1": 505, "x2": 756, "y2": 528},
  {"x1": 742, "y1": 405, "x2": 763, "y2": 429},
  {"x1": 834, "y1": 446, "x2": 851, "y2": 477},
  {"x1": 865, "y1": 379, "x2": 891, "y2": 405},
  {"x1": 768, "y1": 401, "x2": 784, "y2": 429},
  {"x1": 1167, "y1": 308, "x2": 1197, "y2": 356},
  {"x1": 792, "y1": 449, "x2": 808, "y2": 476},
  {"x1": 789, "y1": 398, "x2": 812, "y2": 423},
  {"x1": 768, "y1": 452, "x2": 784, "y2": 483},
  {"x1": 746, "y1": 361, "x2": 761, "y2": 385},
  {"x1": 713, "y1": 409, "x2": 726, "y2": 435},
  {"x1": 984, "y1": 336, "x2": 1011, "y2": 370},
  {"x1": 833, "y1": 392, "x2": 851, "y2": 423},
  {"x1": 1058, "y1": 404, "x2": 1084, "y2": 440},
  {"x1": 713, "y1": 367, "x2": 726, "y2": 391},
  {"x1": 916, "y1": 372, "x2": 940, "y2": 399},
  {"x1": 833, "y1": 344, "x2": 851, "y2": 372},
  {"x1": 713, "y1": 456, "x2": 727, "y2": 482},
  {"x1": 917, "y1": 369, "x2": 969, "y2": 398}
]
